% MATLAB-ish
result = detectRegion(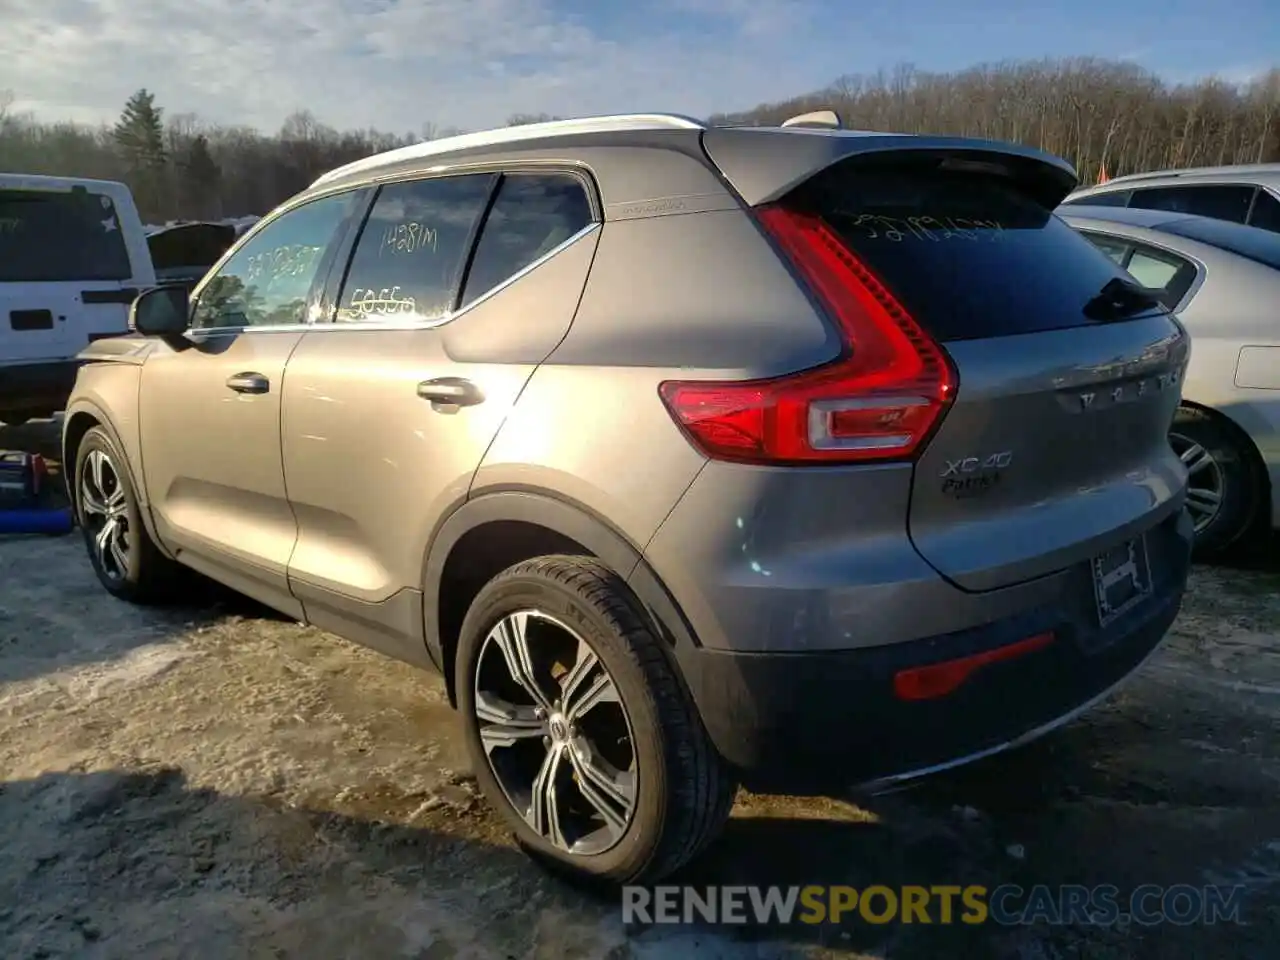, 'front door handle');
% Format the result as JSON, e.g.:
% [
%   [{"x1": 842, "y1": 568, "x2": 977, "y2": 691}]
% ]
[
  {"x1": 226, "y1": 372, "x2": 270, "y2": 395},
  {"x1": 417, "y1": 377, "x2": 484, "y2": 408}
]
